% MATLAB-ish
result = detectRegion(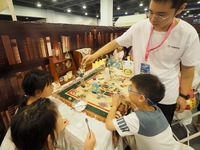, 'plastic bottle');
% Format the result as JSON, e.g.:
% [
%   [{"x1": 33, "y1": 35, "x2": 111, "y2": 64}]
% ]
[
  {"x1": 115, "y1": 58, "x2": 119, "y2": 68},
  {"x1": 104, "y1": 64, "x2": 110, "y2": 81},
  {"x1": 109, "y1": 56, "x2": 113, "y2": 66},
  {"x1": 123, "y1": 56, "x2": 134, "y2": 77},
  {"x1": 92, "y1": 78, "x2": 99, "y2": 93}
]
